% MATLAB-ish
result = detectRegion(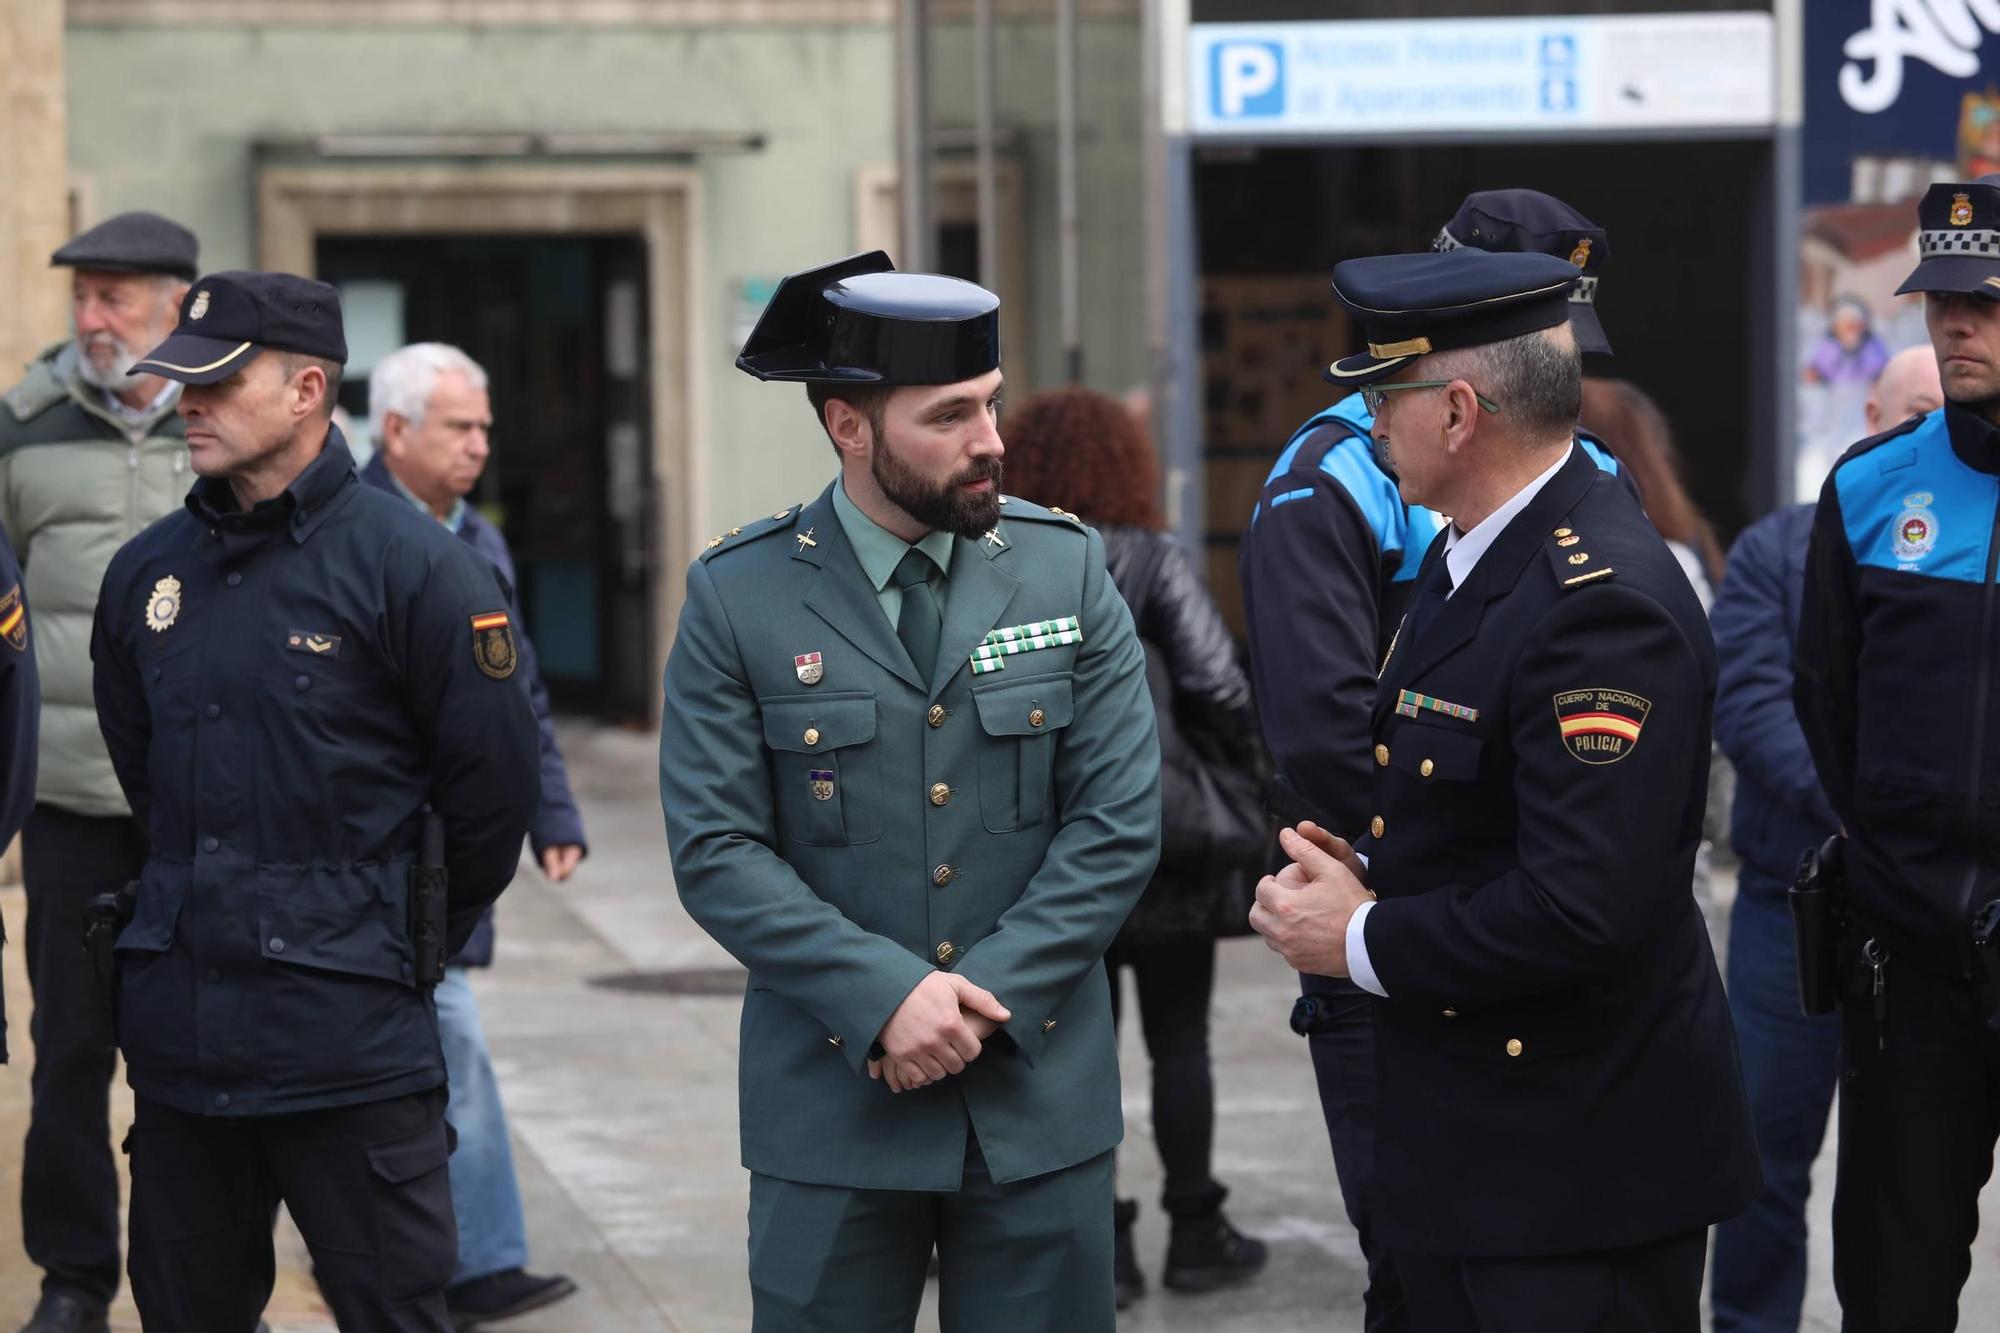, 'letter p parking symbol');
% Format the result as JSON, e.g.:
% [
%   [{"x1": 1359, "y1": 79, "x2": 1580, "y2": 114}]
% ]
[{"x1": 1212, "y1": 41, "x2": 1284, "y2": 119}]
